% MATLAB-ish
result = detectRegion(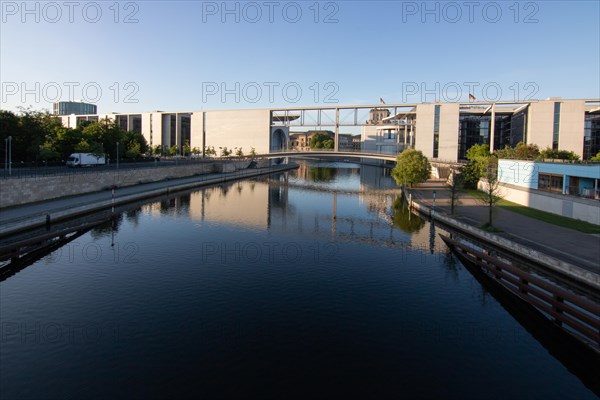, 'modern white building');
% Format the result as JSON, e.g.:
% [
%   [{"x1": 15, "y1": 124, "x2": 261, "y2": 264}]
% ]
[{"x1": 58, "y1": 98, "x2": 600, "y2": 161}]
